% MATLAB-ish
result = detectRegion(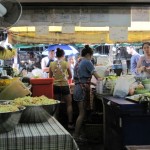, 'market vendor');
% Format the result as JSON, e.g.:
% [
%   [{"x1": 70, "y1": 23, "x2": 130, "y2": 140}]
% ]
[
  {"x1": 73, "y1": 45, "x2": 103, "y2": 142},
  {"x1": 137, "y1": 42, "x2": 150, "y2": 78}
]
